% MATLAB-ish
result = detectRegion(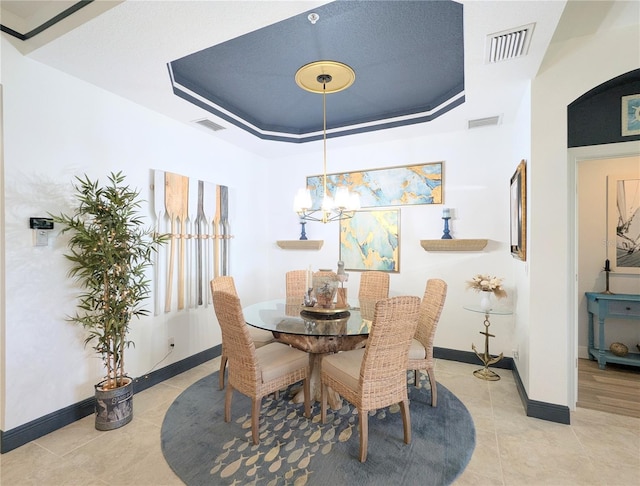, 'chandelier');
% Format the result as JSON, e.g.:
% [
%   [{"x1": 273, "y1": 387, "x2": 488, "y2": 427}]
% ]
[{"x1": 293, "y1": 61, "x2": 361, "y2": 223}]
